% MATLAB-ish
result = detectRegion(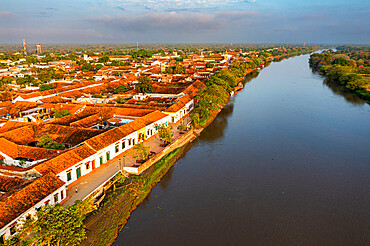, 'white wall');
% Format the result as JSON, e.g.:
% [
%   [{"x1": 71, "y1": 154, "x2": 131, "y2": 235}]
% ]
[{"x1": 0, "y1": 185, "x2": 66, "y2": 241}]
